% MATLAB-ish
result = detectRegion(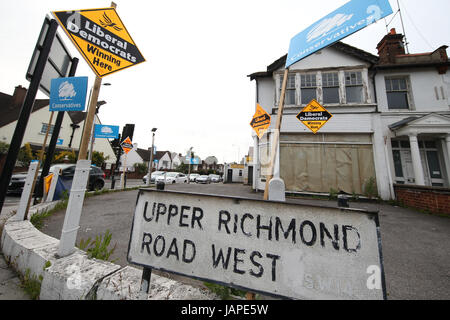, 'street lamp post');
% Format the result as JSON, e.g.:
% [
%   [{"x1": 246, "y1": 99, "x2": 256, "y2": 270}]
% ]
[
  {"x1": 88, "y1": 100, "x2": 107, "y2": 161},
  {"x1": 146, "y1": 128, "x2": 157, "y2": 186}
]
